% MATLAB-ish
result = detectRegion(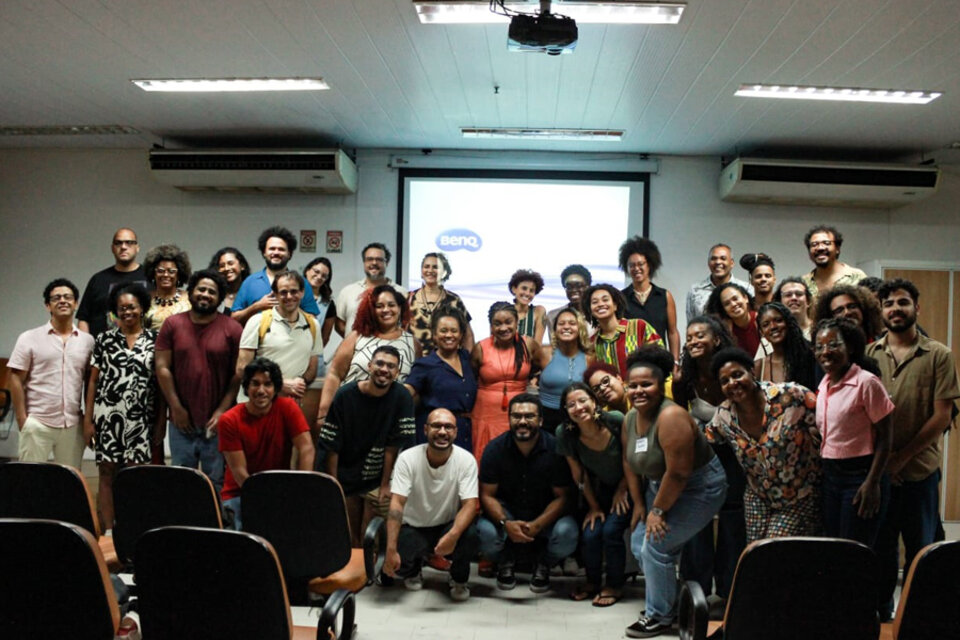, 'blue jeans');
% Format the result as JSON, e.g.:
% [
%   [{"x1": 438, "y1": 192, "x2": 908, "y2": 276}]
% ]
[
  {"x1": 223, "y1": 496, "x2": 242, "y2": 531},
  {"x1": 821, "y1": 456, "x2": 889, "y2": 549},
  {"x1": 477, "y1": 508, "x2": 579, "y2": 568},
  {"x1": 680, "y1": 444, "x2": 746, "y2": 598},
  {"x1": 168, "y1": 423, "x2": 224, "y2": 494},
  {"x1": 876, "y1": 469, "x2": 941, "y2": 617},
  {"x1": 632, "y1": 457, "x2": 727, "y2": 623},
  {"x1": 581, "y1": 486, "x2": 631, "y2": 589}
]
